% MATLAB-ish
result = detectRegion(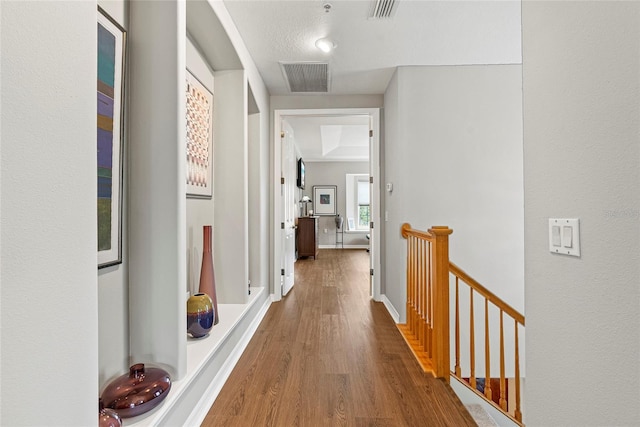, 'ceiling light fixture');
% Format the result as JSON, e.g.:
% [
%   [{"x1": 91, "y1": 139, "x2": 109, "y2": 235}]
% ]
[{"x1": 315, "y1": 38, "x2": 336, "y2": 53}]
